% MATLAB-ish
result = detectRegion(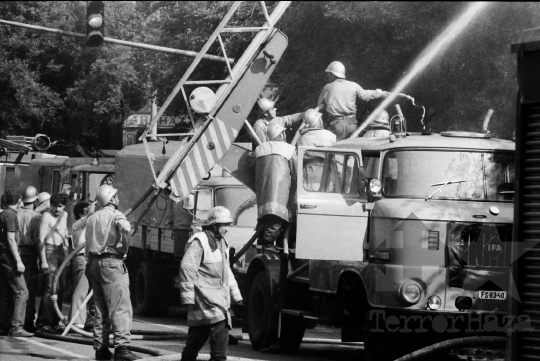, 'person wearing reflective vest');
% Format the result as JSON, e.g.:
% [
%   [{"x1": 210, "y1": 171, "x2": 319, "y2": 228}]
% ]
[
  {"x1": 179, "y1": 206, "x2": 242, "y2": 361},
  {"x1": 254, "y1": 123, "x2": 297, "y2": 254}
]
